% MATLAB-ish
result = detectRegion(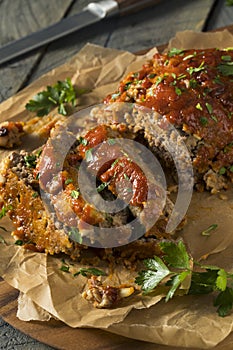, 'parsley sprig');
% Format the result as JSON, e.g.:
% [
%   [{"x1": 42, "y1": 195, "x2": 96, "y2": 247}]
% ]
[
  {"x1": 25, "y1": 78, "x2": 86, "y2": 116},
  {"x1": 136, "y1": 240, "x2": 233, "y2": 317}
]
